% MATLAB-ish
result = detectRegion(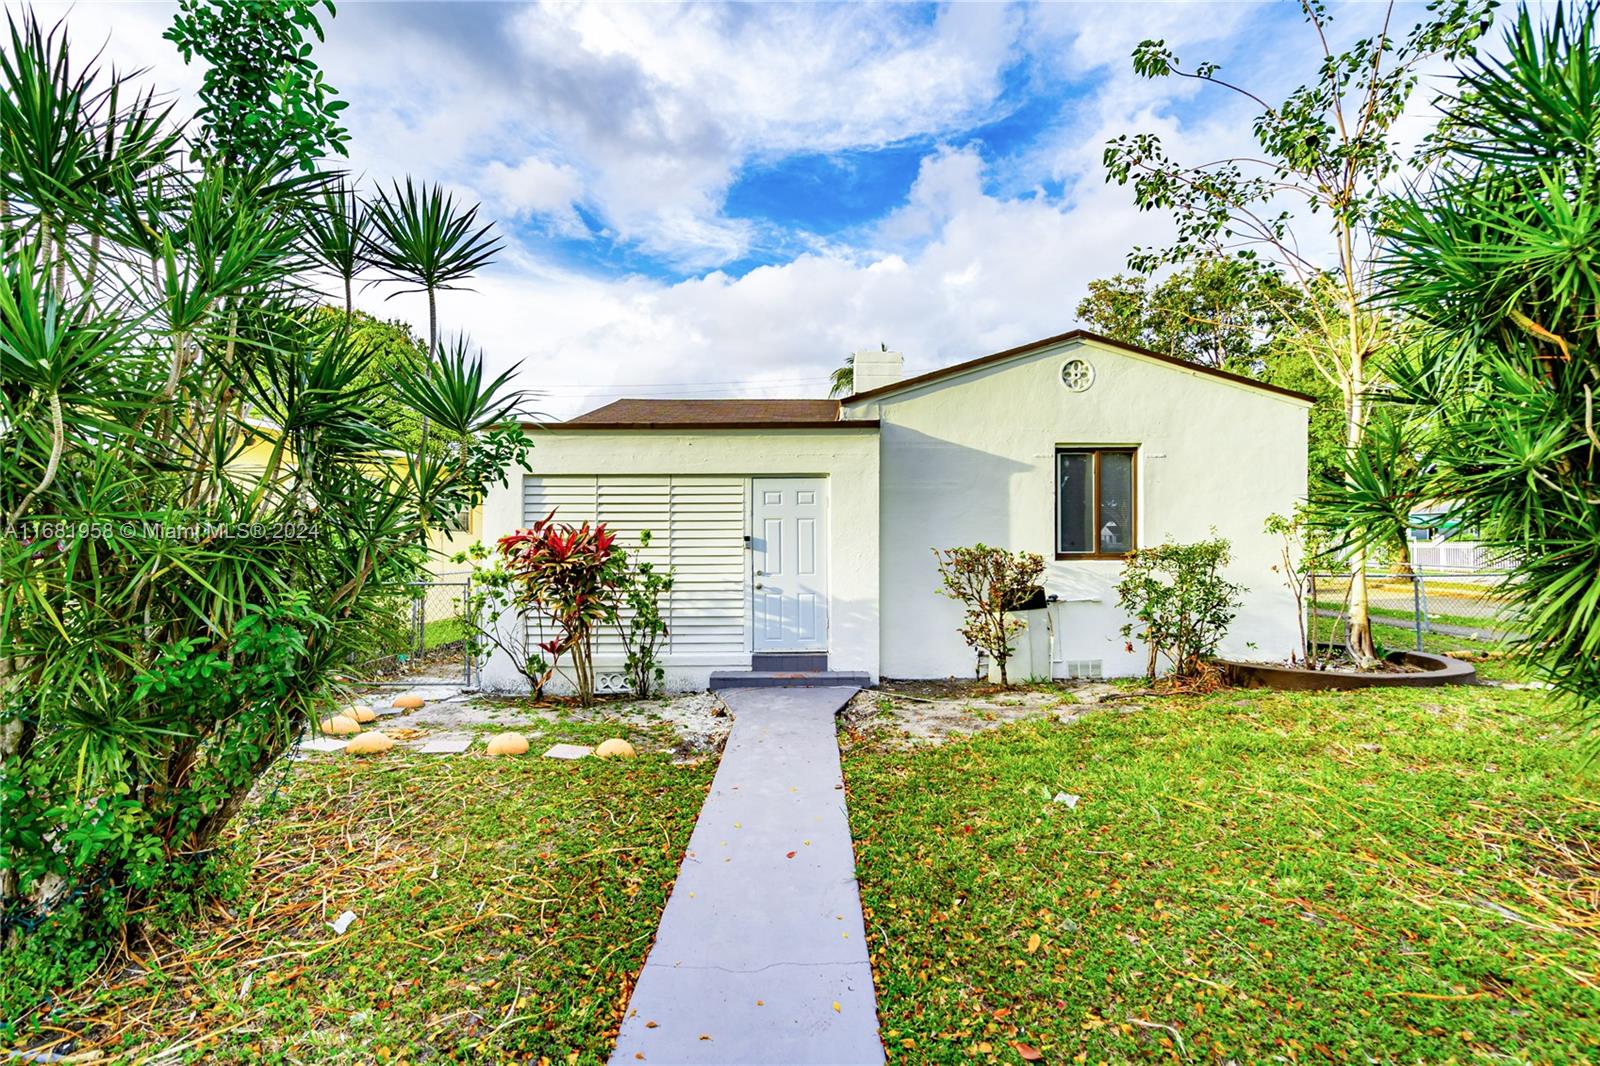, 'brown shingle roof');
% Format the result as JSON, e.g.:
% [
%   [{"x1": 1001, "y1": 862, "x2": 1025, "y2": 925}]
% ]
[{"x1": 559, "y1": 398, "x2": 853, "y2": 429}]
